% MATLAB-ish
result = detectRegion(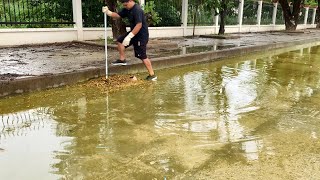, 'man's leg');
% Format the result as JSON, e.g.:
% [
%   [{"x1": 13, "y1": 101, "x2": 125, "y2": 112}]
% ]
[
  {"x1": 112, "y1": 33, "x2": 130, "y2": 65},
  {"x1": 134, "y1": 41, "x2": 157, "y2": 81},
  {"x1": 142, "y1": 58, "x2": 155, "y2": 76},
  {"x1": 117, "y1": 42, "x2": 126, "y2": 61}
]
